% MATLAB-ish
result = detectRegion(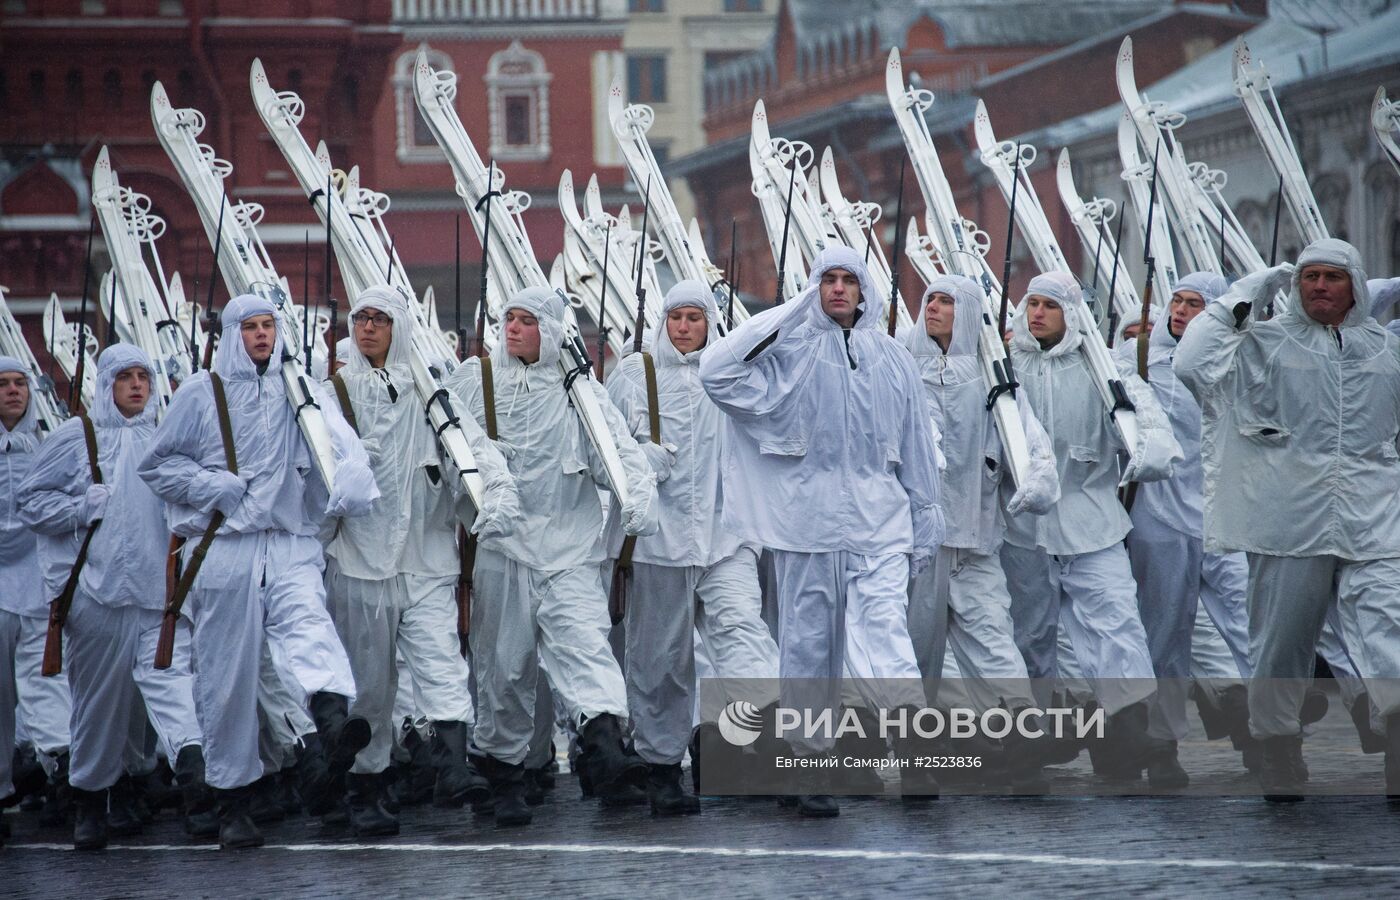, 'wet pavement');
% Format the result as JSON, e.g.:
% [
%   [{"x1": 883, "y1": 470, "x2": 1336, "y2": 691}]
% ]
[{"x1": 6, "y1": 700, "x2": 1400, "y2": 898}]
